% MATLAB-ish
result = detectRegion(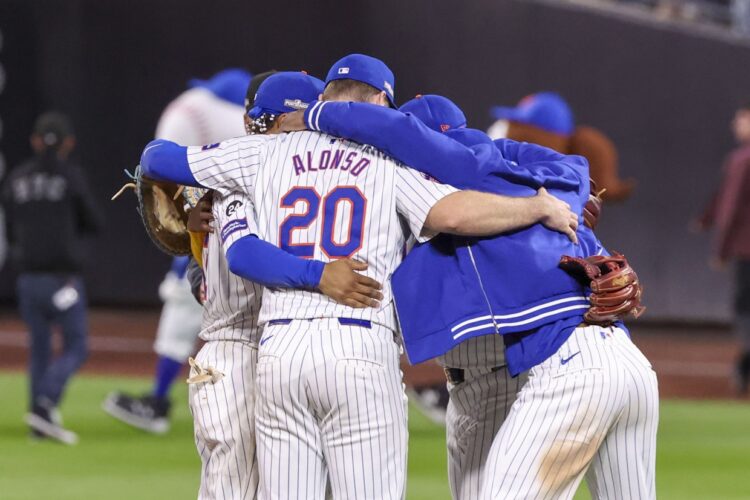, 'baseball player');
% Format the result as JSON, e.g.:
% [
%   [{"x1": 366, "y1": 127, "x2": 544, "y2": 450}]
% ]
[
  {"x1": 186, "y1": 70, "x2": 388, "y2": 500},
  {"x1": 104, "y1": 68, "x2": 252, "y2": 433},
  {"x1": 138, "y1": 54, "x2": 578, "y2": 500},
  {"x1": 288, "y1": 95, "x2": 655, "y2": 499}
]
